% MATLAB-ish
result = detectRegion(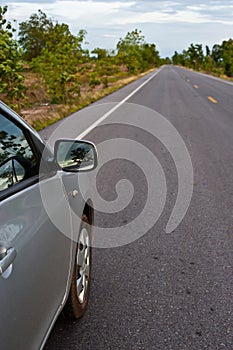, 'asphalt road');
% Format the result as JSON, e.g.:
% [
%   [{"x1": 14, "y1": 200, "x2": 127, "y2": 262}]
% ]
[{"x1": 43, "y1": 65, "x2": 233, "y2": 350}]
